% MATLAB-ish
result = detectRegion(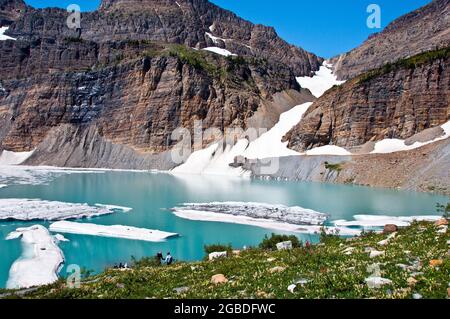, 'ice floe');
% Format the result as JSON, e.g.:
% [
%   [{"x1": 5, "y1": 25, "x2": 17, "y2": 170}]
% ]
[
  {"x1": 202, "y1": 47, "x2": 237, "y2": 57},
  {"x1": 6, "y1": 225, "x2": 64, "y2": 289},
  {"x1": 332, "y1": 215, "x2": 442, "y2": 229},
  {"x1": 94, "y1": 204, "x2": 133, "y2": 212},
  {"x1": 296, "y1": 61, "x2": 345, "y2": 98},
  {"x1": 53, "y1": 234, "x2": 70, "y2": 242},
  {"x1": 172, "y1": 207, "x2": 360, "y2": 235},
  {"x1": 0, "y1": 150, "x2": 35, "y2": 165},
  {"x1": 172, "y1": 202, "x2": 328, "y2": 226},
  {"x1": 49, "y1": 221, "x2": 179, "y2": 242},
  {"x1": 0, "y1": 165, "x2": 104, "y2": 188},
  {"x1": 0, "y1": 198, "x2": 130, "y2": 221},
  {"x1": 0, "y1": 27, "x2": 16, "y2": 41},
  {"x1": 371, "y1": 120, "x2": 450, "y2": 154}
]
